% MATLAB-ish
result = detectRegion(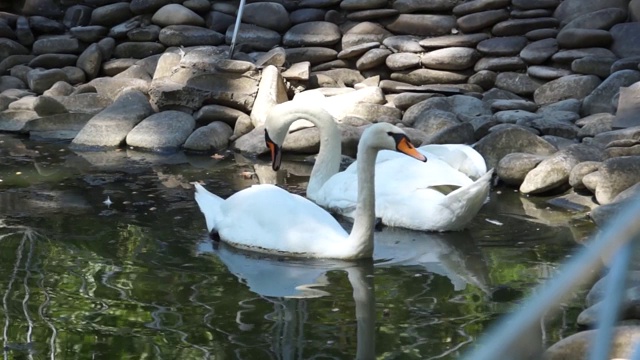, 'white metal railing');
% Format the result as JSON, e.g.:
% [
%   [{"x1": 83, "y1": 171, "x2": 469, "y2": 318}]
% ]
[{"x1": 463, "y1": 198, "x2": 640, "y2": 359}]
